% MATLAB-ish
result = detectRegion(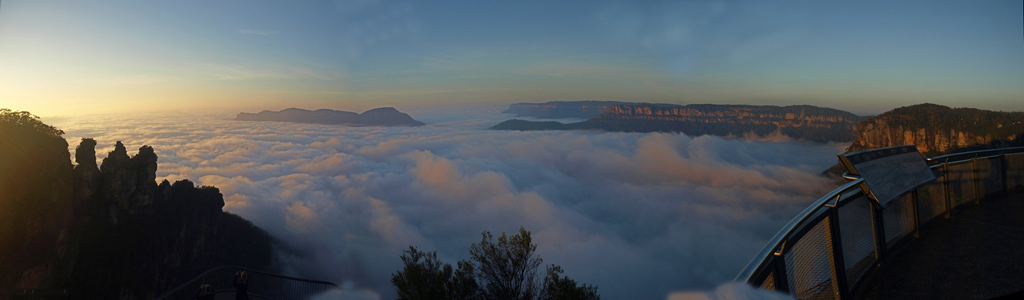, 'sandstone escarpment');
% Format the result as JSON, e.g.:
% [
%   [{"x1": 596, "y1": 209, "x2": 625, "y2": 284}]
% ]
[
  {"x1": 598, "y1": 104, "x2": 859, "y2": 129},
  {"x1": 849, "y1": 122, "x2": 996, "y2": 154},
  {"x1": 494, "y1": 102, "x2": 864, "y2": 143},
  {"x1": 846, "y1": 104, "x2": 1024, "y2": 156}
]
